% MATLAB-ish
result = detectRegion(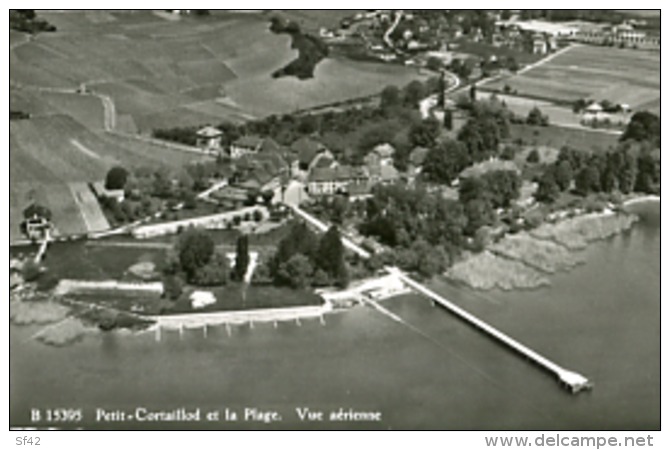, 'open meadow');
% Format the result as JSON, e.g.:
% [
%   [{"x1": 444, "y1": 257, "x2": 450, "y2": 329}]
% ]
[{"x1": 484, "y1": 45, "x2": 660, "y2": 114}]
